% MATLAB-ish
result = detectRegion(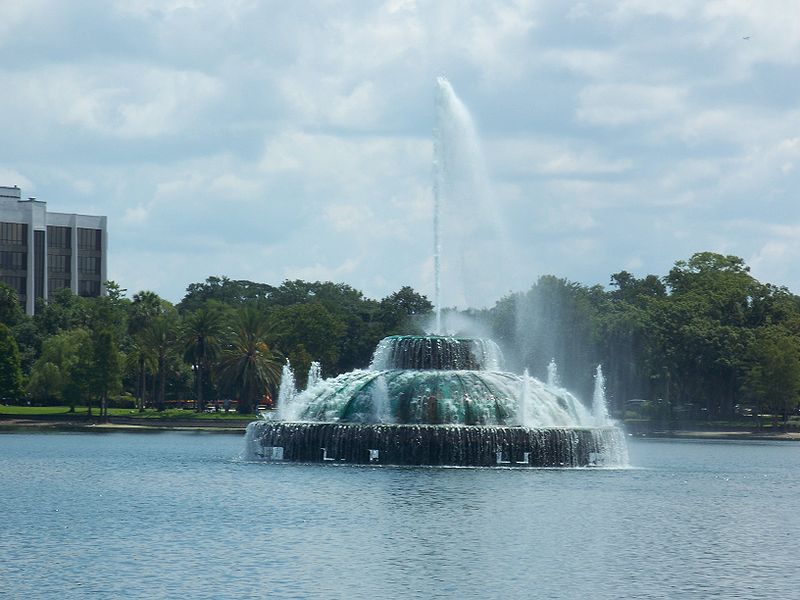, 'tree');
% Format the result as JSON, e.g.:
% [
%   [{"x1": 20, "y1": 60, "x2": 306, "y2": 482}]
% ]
[
  {"x1": 745, "y1": 325, "x2": 800, "y2": 426},
  {"x1": 180, "y1": 306, "x2": 225, "y2": 412},
  {"x1": 140, "y1": 315, "x2": 177, "y2": 411},
  {"x1": 26, "y1": 328, "x2": 91, "y2": 408},
  {"x1": 129, "y1": 291, "x2": 170, "y2": 411},
  {"x1": 92, "y1": 328, "x2": 122, "y2": 418},
  {"x1": 379, "y1": 286, "x2": 433, "y2": 334},
  {"x1": 0, "y1": 323, "x2": 23, "y2": 402},
  {"x1": 0, "y1": 283, "x2": 24, "y2": 327},
  {"x1": 267, "y1": 302, "x2": 346, "y2": 376},
  {"x1": 33, "y1": 288, "x2": 89, "y2": 336},
  {"x1": 217, "y1": 307, "x2": 282, "y2": 413},
  {"x1": 178, "y1": 276, "x2": 274, "y2": 312}
]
